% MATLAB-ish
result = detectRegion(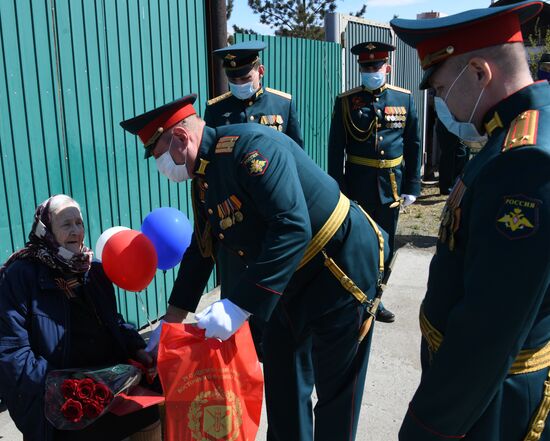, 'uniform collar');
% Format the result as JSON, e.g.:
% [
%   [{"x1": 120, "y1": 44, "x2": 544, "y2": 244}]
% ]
[
  {"x1": 483, "y1": 81, "x2": 550, "y2": 137},
  {"x1": 363, "y1": 83, "x2": 388, "y2": 96},
  {"x1": 194, "y1": 126, "x2": 216, "y2": 176}
]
